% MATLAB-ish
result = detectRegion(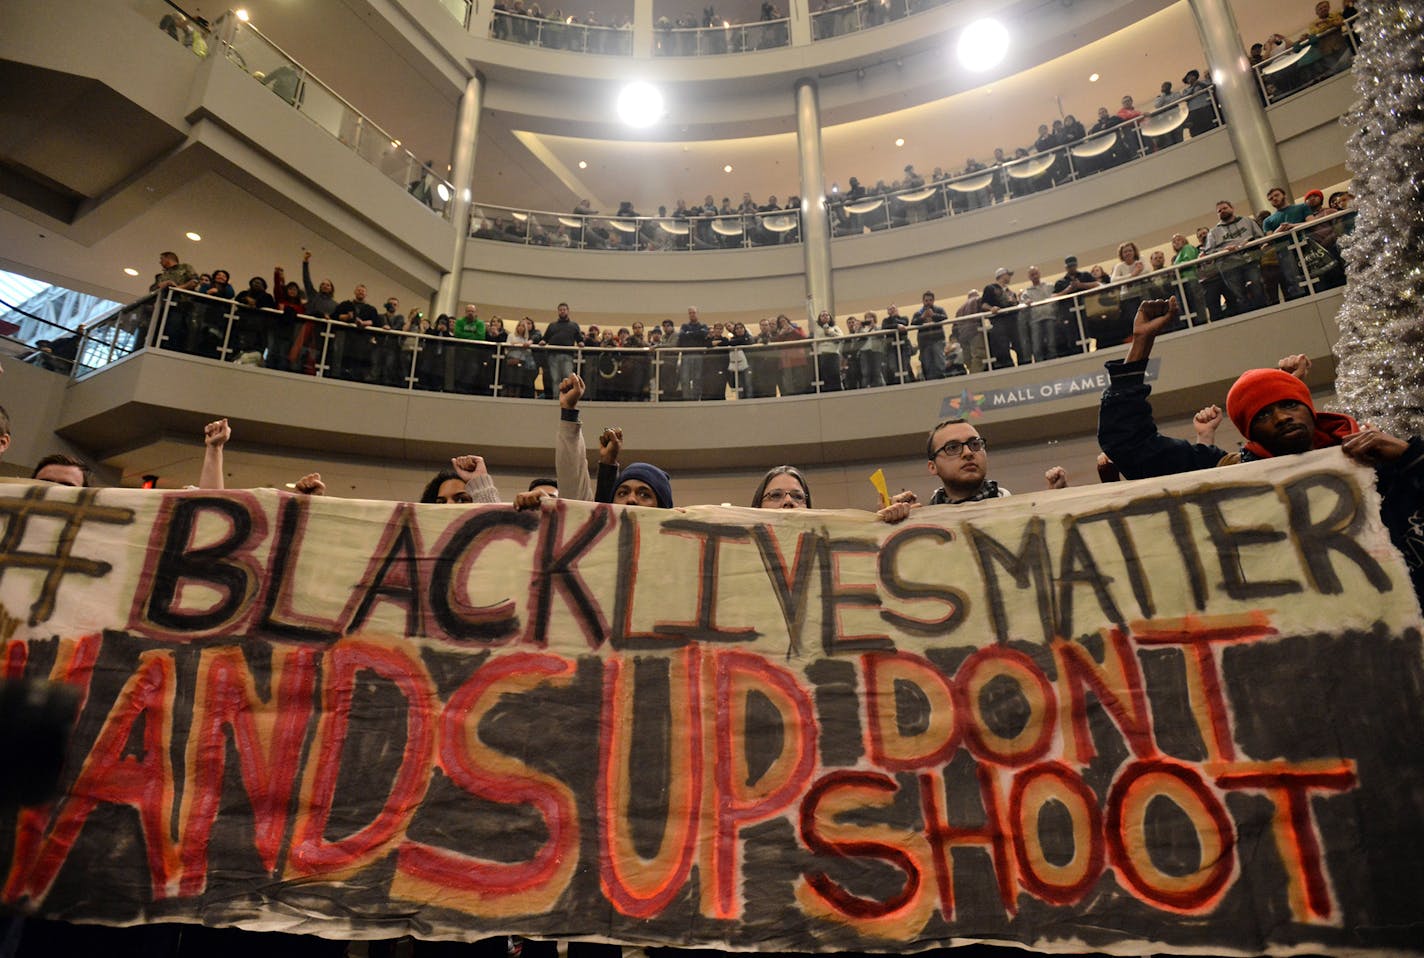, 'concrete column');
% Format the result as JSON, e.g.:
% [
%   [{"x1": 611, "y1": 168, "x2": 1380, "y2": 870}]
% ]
[
  {"x1": 788, "y1": 0, "x2": 811, "y2": 46},
  {"x1": 469, "y1": 0, "x2": 496, "y2": 36},
  {"x1": 794, "y1": 78, "x2": 833, "y2": 320},
  {"x1": 436, "y1": 71, "x2": 484, "y2": 319},
  {"x1": 1187, "y1": 0, "x2": 1292, "y2": 207},
  {"x1": 633, "y1": 0, "x2": 653, "y2": 58}
]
